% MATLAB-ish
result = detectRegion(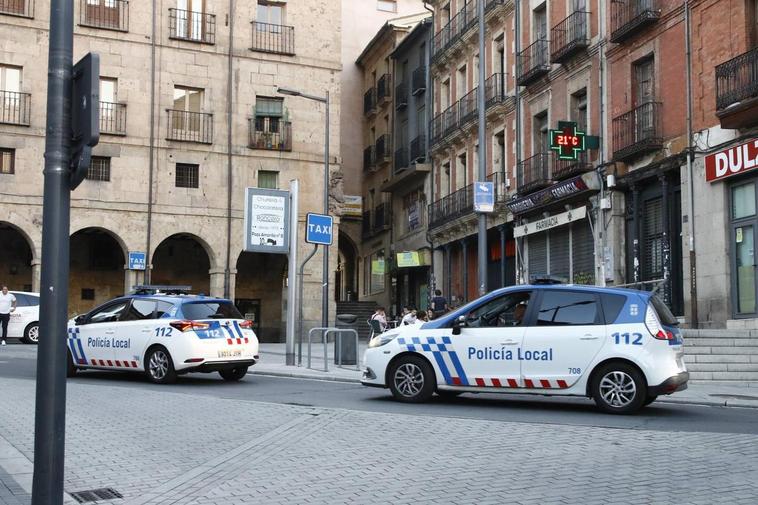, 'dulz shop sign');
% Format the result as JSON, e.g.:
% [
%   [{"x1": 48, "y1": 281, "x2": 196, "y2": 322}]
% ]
[
  {"x1": 244, "y1": 187, "x2": 290, "y2": 254},
  {"x1": 705, "y1": 139, "x2": 758, "y2": 183}
]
